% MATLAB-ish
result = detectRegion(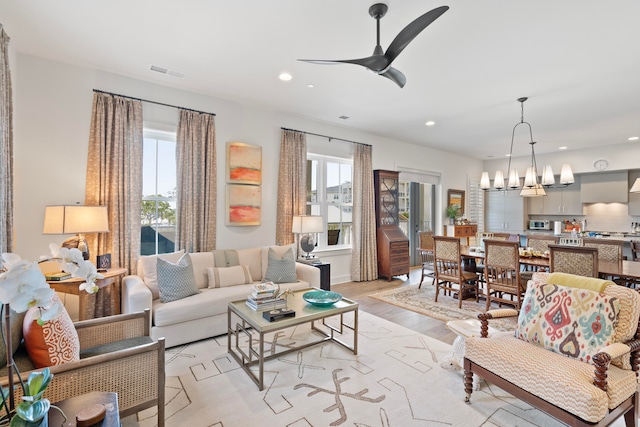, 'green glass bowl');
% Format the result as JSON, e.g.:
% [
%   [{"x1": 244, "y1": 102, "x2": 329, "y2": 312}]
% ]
[{"x1": 302, "y1": 290, "x2": 343, "y2": 306}]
